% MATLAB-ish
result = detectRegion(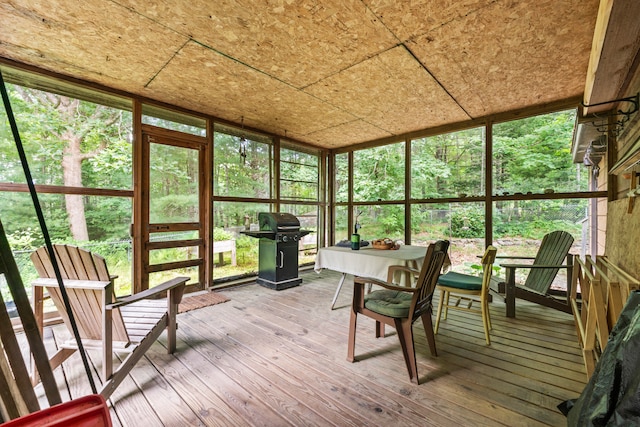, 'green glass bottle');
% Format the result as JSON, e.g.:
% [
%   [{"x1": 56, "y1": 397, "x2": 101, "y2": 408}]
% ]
[
  {"x1": 350, "y1": 232, "x2": 360, "y2": 250},
  {"x1": 351, "y1": 220, "x2": 361, "y2": 250}
]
